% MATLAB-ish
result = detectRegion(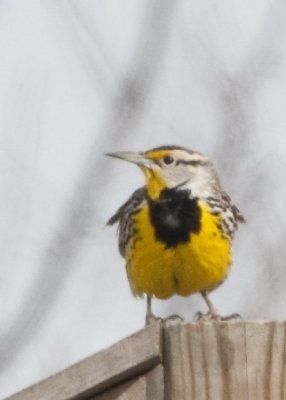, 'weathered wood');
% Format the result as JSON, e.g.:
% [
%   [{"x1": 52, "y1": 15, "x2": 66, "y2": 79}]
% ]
[
  {"x1": 6, "y1": 321, "x2": 162, "y2": 400},
  {"x1": 164, "y1": 320, "x2": 286, "y2": 400},
  {"x1": 91, "y1": 365, "x2": 164, "y2": 400},
  {"x1": 6, "y1": 320, "x2": 286, "y2": 400}
]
